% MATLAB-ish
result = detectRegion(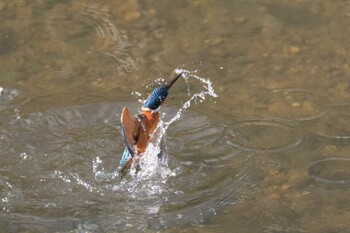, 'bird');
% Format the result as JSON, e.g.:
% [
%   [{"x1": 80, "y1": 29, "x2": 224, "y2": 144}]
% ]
[{"x1": 119, "y1": 70, "x2": 184, "y2": 177}]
